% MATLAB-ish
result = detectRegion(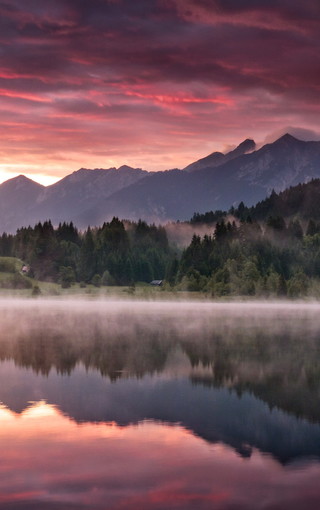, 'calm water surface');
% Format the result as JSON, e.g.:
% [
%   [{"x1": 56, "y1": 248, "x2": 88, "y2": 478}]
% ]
[{"x1": 1, "y1": 299, "x2": 320, "y2": 509}]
